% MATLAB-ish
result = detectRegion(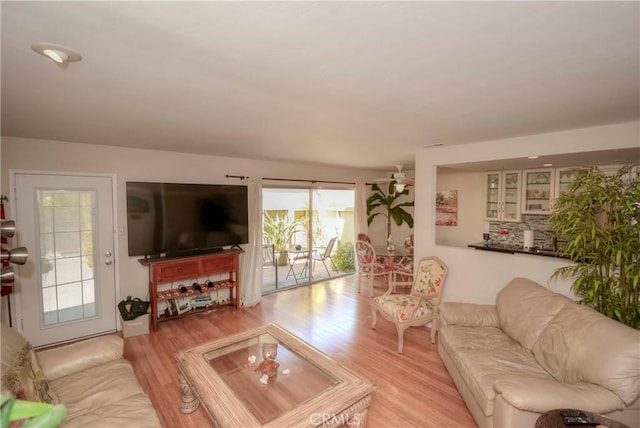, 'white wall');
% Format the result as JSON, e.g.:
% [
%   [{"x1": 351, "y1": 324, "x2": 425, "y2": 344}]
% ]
[
  {"x1": 414, "y1": 121, "x2": 640, "y2": 304},
  {"x1": 0, "y1": 137, "x2": 383, "y2": 325}
]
